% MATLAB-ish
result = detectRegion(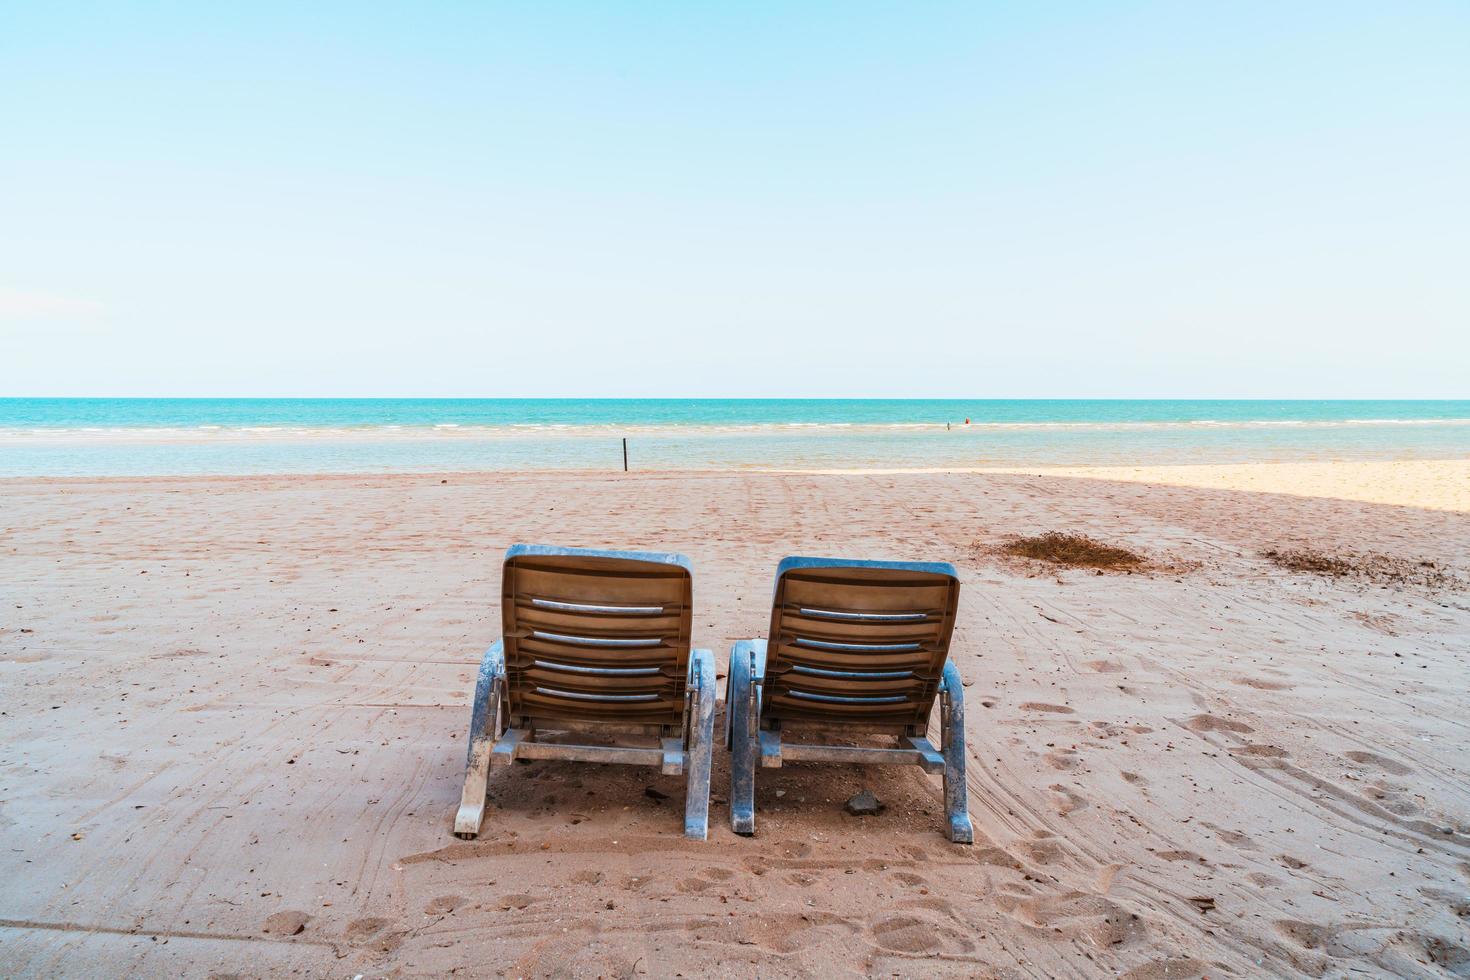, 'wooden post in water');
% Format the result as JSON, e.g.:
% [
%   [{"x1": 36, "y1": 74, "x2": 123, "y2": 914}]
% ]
[{"x1": 622, "y1": 438, "x2": 628, "y2": 472}]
